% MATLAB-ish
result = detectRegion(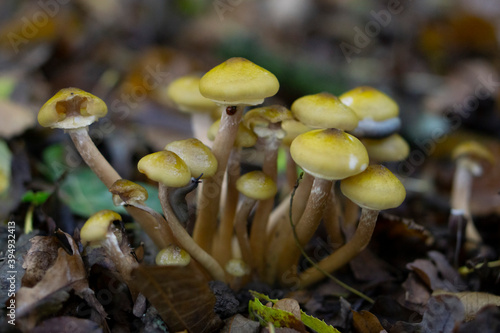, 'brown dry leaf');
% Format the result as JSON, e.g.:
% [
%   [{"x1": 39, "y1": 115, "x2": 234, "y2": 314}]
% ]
[
  {"x1": 351, "y1": 310, "x2": 387, "y2": 333},
  {"x1": 131, "y1": 265, "x2": 222, "y2": 333},
  {"x1": 21, "y1": 235, "x2": 59, "y2": 287},
  {"x1": 273, "y1": 299, "x2": 302, "y2": 321},
  {"x1": 221, "y1": 314, "x2": 260, "y2": 333},
  {"x1": 401, "y1": 272, "x2": 431, "y2": 312},
  {"x1": 0, "y1": 100, "x2": 36, "y2": 138},
  {"x1": 433, "y1": 290, "x2": 500, "y2": 321},
  {"x1": 32, "y1": 316, "x2": 102, "y2": 333},
  {"x1": 456, "y1": 305, "x2": 500, "y2": 333},
  {"x1": 16, "y1": 230, "x2": 107, "y2": 329}
]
